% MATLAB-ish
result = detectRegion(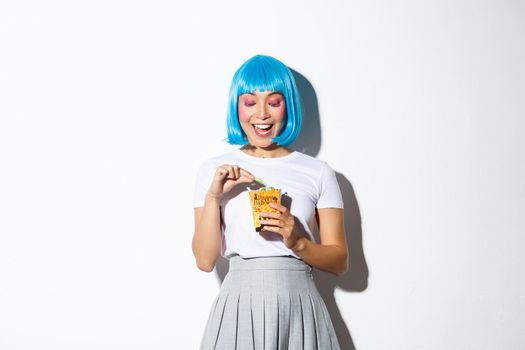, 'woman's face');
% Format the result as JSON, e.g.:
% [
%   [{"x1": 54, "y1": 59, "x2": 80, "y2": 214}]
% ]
[{"x1": 238, "y1": 91, "x2": 286, "y2": 148}]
